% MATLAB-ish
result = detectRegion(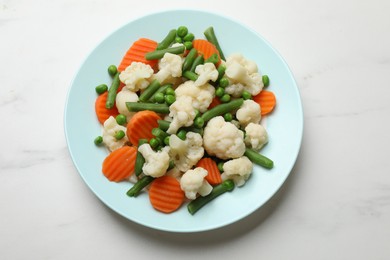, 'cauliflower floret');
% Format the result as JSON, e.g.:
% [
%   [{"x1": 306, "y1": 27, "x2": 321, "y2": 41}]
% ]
[
  {"x1": 225, "y1": 53, "x2": 264, "y2": 96},
  {"x1": 115, "y1": 88, "x2": 139, "y2": 121},
  {"x1": 203, "y1": 116, "x2": 245, "y2": 160},
  {"x1": 169, "y1": 132, "x2": 204, "y2": 172},
  {"x1": 138, "y1": 144, "x2": 170, "y2": 178},
  {"x1": 244, "y1": 123, "x2": 268, "y2": 150},
  {"x1": 194, "y1": 63, "x2": 218, "y2": 87},
  {"x1": 102, "y1": 116, "x2": 128, "y2": 151},
  {"x1": 152, "y1": 53, "x2": 182, "y2": 84},
  {"x1": 180, "y1": 167, "x2": 213, "y2": 200},
  {"x1": 225, "y1": 83, "x2": 244, "y2": 98},
  {"x1": 119, "y1": 62, "x2": 154, "y2": 92},
  {"x1": 236, "y1": 100, "x2": 261, "y2": 127},
  {"x1": 166, "y1": 96, "x2": 196, "y2": 134},
  {"x1": 221, "y1": 156, "x2": 253, "y2": 187},
  {"x1": 175, "y1": 81, "x2": 215, "y2": 113}
]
